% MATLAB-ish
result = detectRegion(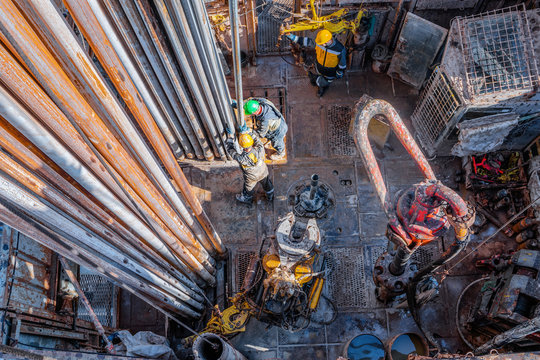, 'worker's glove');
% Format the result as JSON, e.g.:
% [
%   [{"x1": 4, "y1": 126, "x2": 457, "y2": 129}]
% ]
[
  {"x1": 225, "y1": 127, "x2": 234, "y2": 136},
  {"x1": 285, "y1": 34, "x2": 298, "y2": 42},
  {"x1": 336, "y1": 70, "x2": 344, "y2": 79},
  {"x1": 239, "y1": 123, "x2": 249, "y2": 133},
  {"x1": 231, "y1": 100, "x2": 237, "y2": 109}
]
